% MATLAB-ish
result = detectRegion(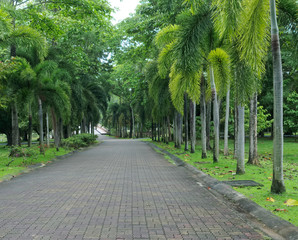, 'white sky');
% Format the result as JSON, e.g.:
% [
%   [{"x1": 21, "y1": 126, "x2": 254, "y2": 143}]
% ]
[{"x1": 109, "y1": 0, "x2": 140, "y2": 24}]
